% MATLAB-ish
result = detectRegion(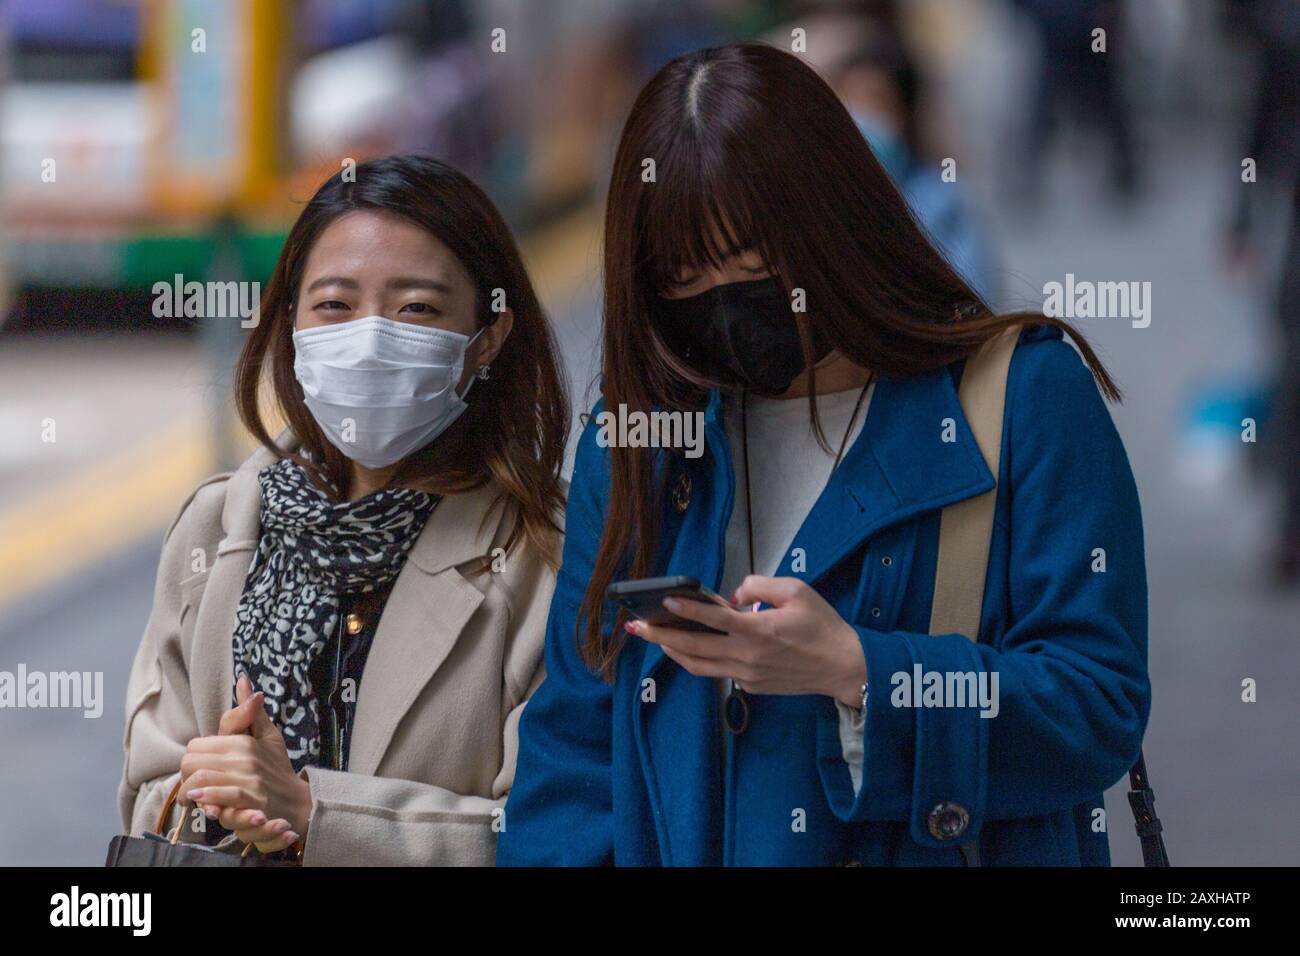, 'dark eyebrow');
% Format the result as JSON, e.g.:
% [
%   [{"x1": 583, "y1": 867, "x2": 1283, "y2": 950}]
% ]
[
  {"x1": 387, "y1": 277, "x2": 453, "y2": 294},
  {"x1": 302, "y1": 276, "x2": 454, "y2": 295},
  {"x1": 304, "y1": 276, "x2": 359, "y2": 294}
]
